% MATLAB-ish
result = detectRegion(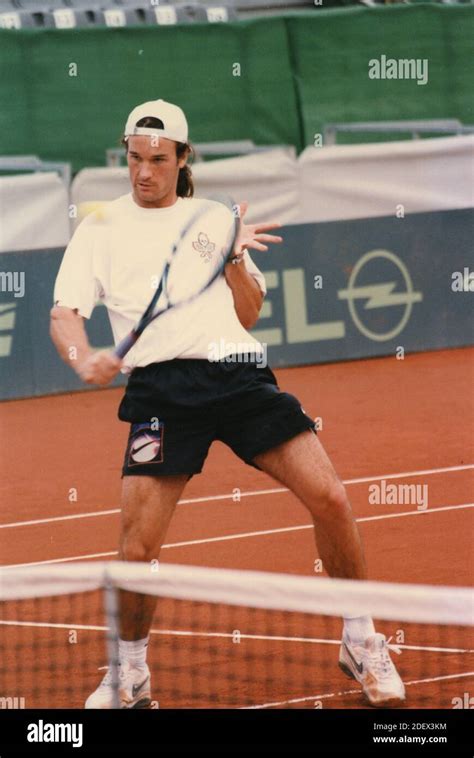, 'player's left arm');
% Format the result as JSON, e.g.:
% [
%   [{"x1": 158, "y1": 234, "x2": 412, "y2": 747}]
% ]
[
  {"x1": 224, "y1": 202, "x2": 282, "y2": 329},
  {"x1": 224, "y1": 261, "x2": 264, "y2": 330}
]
